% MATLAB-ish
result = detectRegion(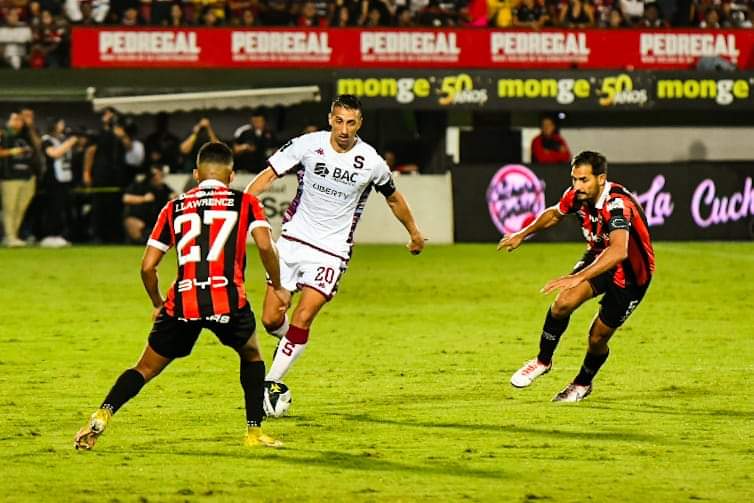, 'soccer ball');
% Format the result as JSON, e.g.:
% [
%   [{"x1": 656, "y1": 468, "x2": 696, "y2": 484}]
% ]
[{"x1": 263, "y1": 381, "x2": 292, "y2": 418}]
